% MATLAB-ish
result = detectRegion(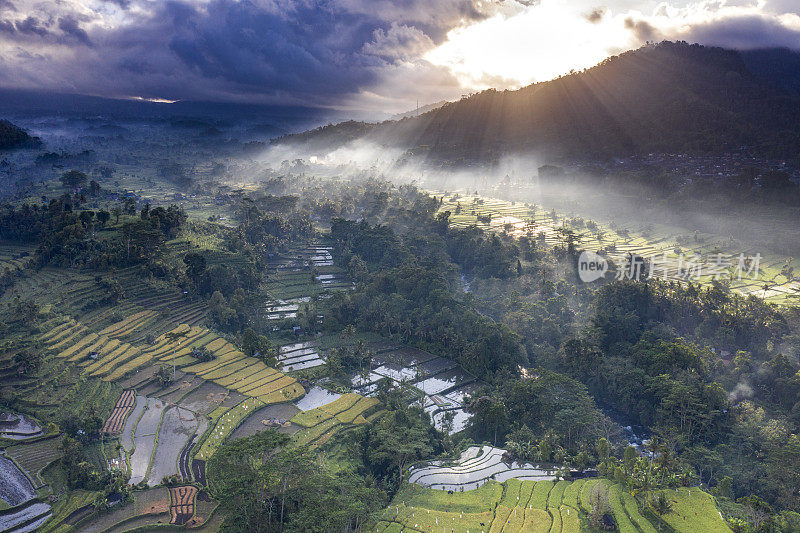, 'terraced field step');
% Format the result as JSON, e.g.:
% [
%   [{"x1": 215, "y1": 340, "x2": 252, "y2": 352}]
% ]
[
  {"x1": 0, "y1": 501, "x2": 52, "y2": 533},
  {"x1": 102, "y1": 389, "x2": 136, "y2": 434},
  {"x1": 169, "y1": 485, "x2": 198, "y2": 525},
  {"x1": 98, "y1": 310, "x2": 160, "y2": 338},
  {"x1": 386, "y1": 474, "x2": 732, "y2": 533},
  {"x1": 289, "y1": 393, "x2": 380, "y2": 448},
  {"x1": 408, "y1": 446, "x2": 557, "y2": 490},
  {"x1": 5, "y1": 438, "x2": 63, "y2": 488},
  {"x1": 437, "y1": 192, "x2": 800, "y2": 305}
]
